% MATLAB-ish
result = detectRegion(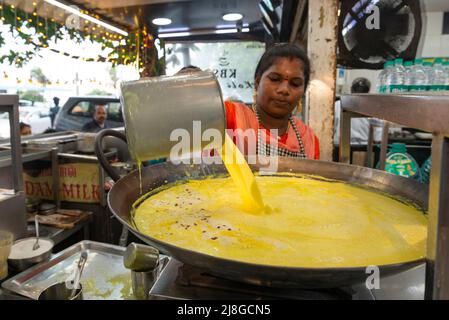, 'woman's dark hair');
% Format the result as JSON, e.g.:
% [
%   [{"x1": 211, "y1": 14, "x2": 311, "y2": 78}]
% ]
[
  {"x1": 254, "y1": 43, "x2": 311, "y2": 90},
  {"x1": 177, "y1": 65, "x2": 201, "y2": 73}
]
